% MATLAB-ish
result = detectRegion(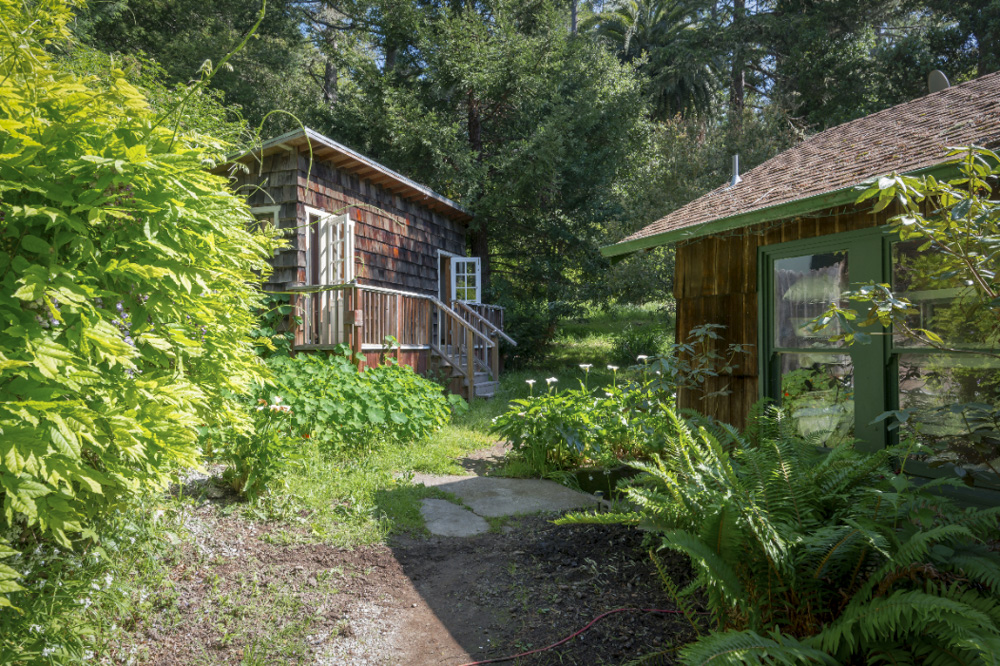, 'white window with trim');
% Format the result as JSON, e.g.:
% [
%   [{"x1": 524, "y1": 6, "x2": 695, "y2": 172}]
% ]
[
  {"x1": 300, "y1": 207, "x2": 355, "y2": 346},
  {"x1": 452, "y1": 256, "x2": 481, "y2": 303},
  {"x1": 250, "y1": 206, "x2": 281, "y2": 256}
]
